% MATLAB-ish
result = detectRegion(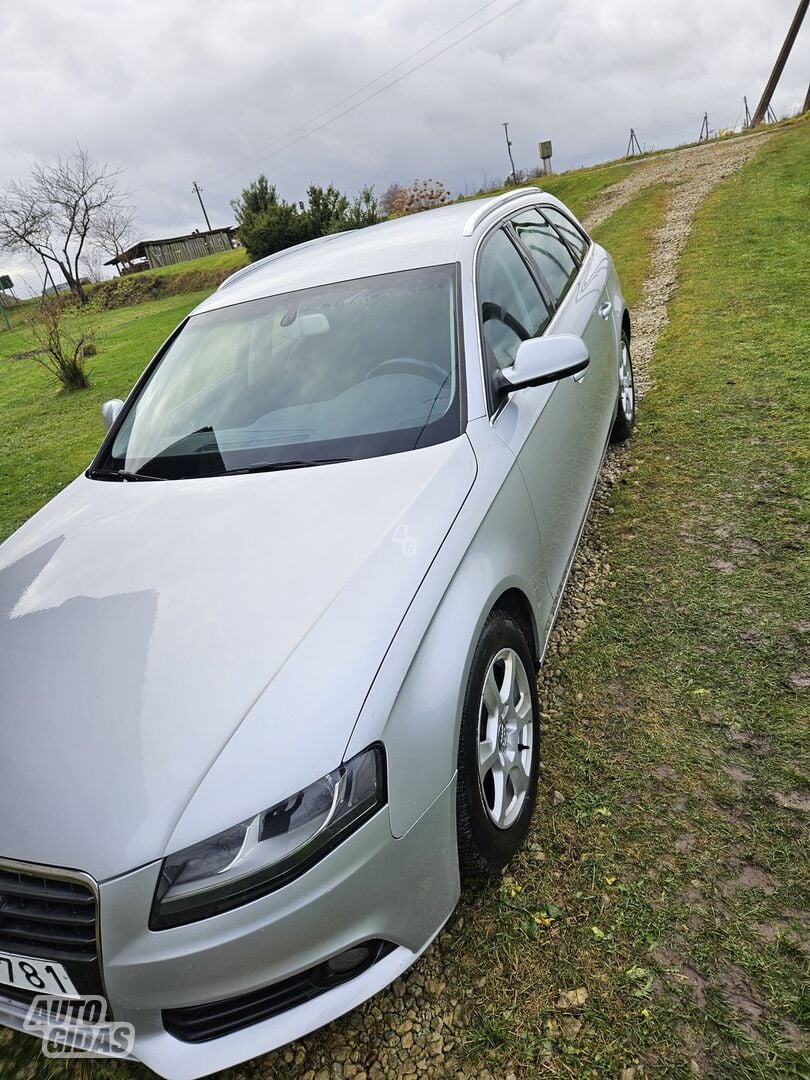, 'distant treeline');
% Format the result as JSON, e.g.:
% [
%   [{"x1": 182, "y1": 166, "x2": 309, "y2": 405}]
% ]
[{"x1": 231, "y1": 176, "x2": 453, "y2": 262}]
